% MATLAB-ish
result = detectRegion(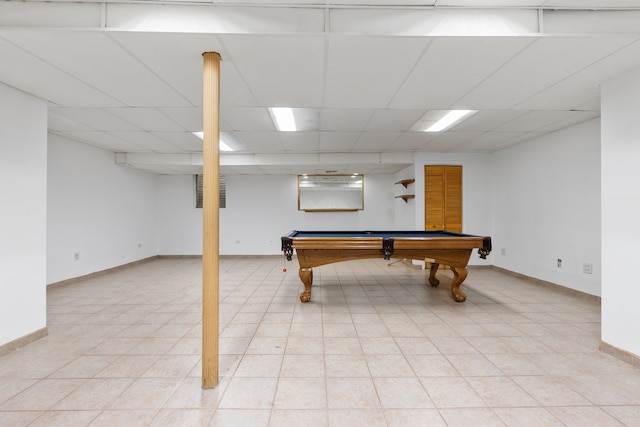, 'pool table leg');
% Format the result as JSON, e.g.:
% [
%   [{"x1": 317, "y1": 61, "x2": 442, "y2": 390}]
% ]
[
  {"x1": 450, "y1": 266, "x2": 468, "y2": 302},
  {"x1": 298, "y1": 268, "x2": 313, "y2": 302},
  {"x1": 428, "y1": 262, "x2": 440, "y2": 287}
]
